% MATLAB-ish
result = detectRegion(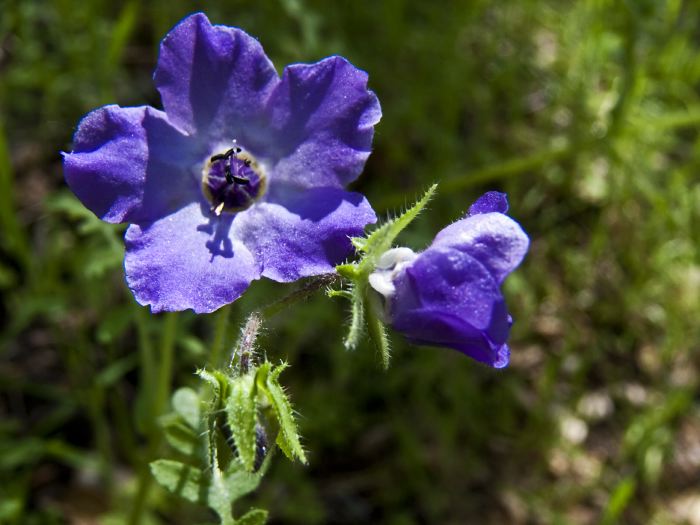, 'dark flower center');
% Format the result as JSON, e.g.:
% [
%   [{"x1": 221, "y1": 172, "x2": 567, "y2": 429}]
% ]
[{"x1": 202, "y1": 145, "x2": 266, "y2": 214}]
